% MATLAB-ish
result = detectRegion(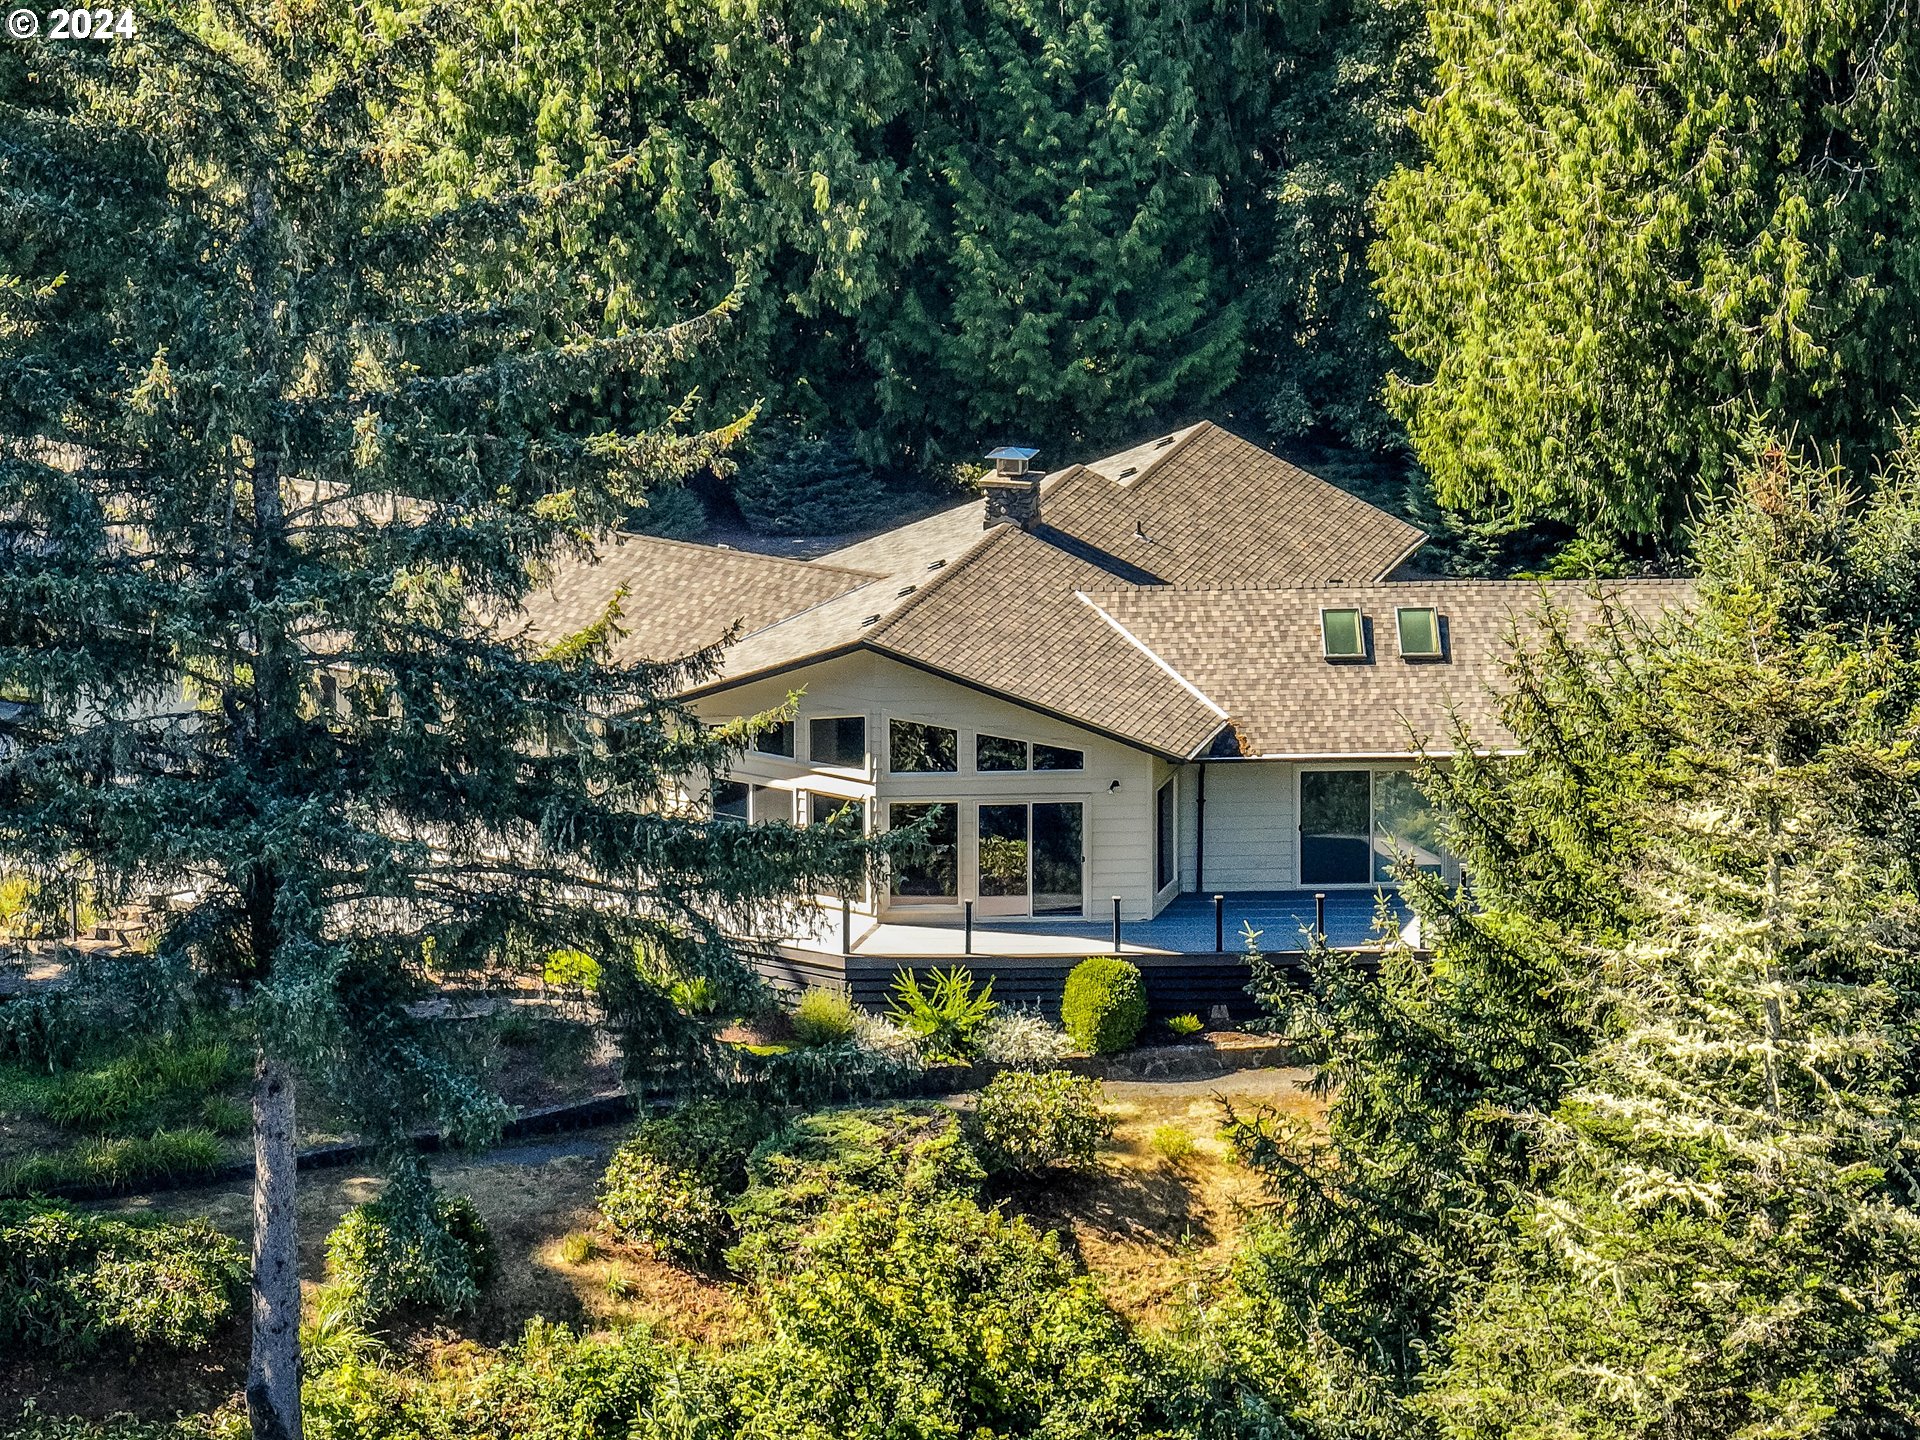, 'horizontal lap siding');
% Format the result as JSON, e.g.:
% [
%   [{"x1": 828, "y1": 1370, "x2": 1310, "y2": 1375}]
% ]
[{"x1": 1201, "y1": 762, "x2": 1296, "y2": 891}]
